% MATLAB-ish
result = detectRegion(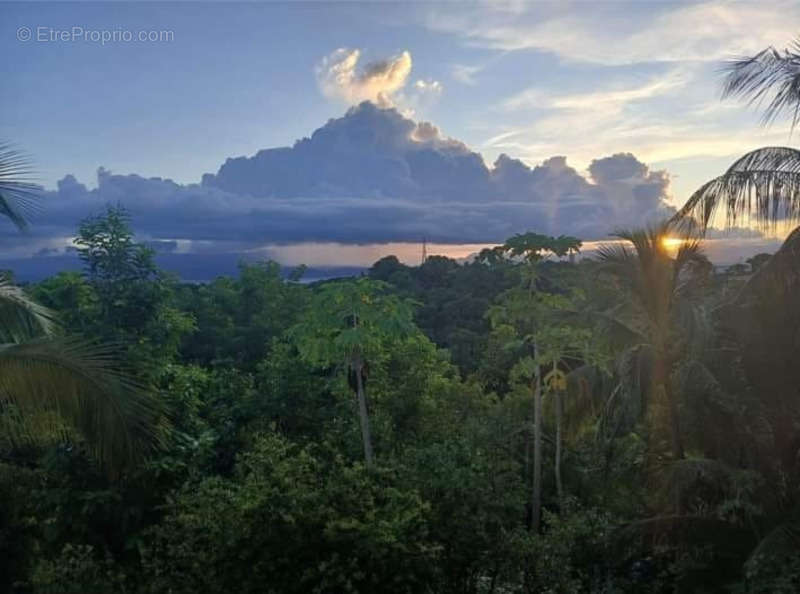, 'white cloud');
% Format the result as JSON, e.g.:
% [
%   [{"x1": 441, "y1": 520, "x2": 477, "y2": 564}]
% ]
[
  {"x1": 414, "y1": 79, "x2": 443, "y2": 93},
  {"x1": 451, "y1": 63, "x2": 483, "y2": 85},
  {"x1": 426, "y1": 1, "x2": 800, "y2": 66},
  {"x1": 316, "y1": 48, "x2": 413, "y2": 107},
  {"x1": 501, "y1": 66, "x2": 690, "y2": 114},
  {"x1": 315, "y1": 48, "x2": 442, "y2": 116},
  {"x1": 482, "y1": 59, "x2": 794, "y2": 205}
]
